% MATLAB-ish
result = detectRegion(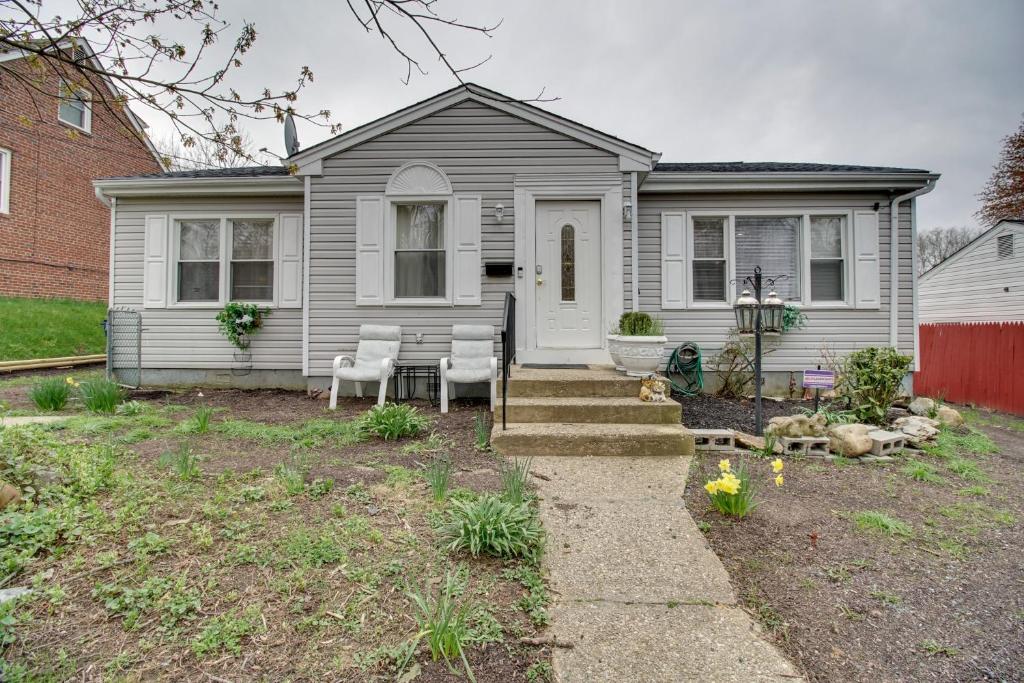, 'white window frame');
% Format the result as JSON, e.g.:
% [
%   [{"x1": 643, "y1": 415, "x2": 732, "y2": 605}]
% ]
[
  {"x1": 383, "y1": 195, "x2": 455, "y2": 306},
  {"x1": 169, "y1": 213, "x2": 279, "y2": 308},
  {"x1": 57, "y1": 83, "x2": 92, "y2": 134},
  {"x1": 683, "y1": 209, "x2": 854, "y2": 310},
  {"x1": 0, "y1": 147, "x2": 10, "y2": 214}
]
